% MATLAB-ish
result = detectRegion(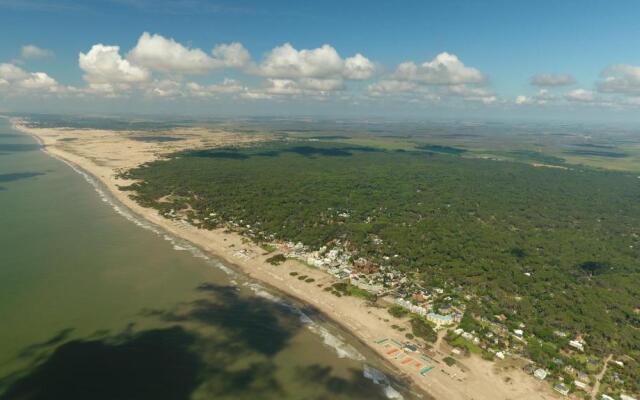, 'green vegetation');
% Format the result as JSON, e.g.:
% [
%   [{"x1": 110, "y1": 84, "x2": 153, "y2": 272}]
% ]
[
  {"x1": 410, "y1": 317, "x2": 437, "y2": 343},
  {"x1": 265, "y1": 254, "x2": 287, "y2": 265},
  {"x1": 330, "y1": 282, "x2": 376, "y2": 301},
  {"x1": 443, "y1": 356, "x2": 456, "y2": 366},
  {"x1": 415, "y1": 144, "x2": 467, "y2": 155},
  {"x1": 388, "y1": 305, "x2": 409, "y2": 318},
  {"x1": 450, "y1": 336, "x2": 482, "y2": 354},
  {"x1": 122, "y1": 141, "x2": 640, "y2": 384}
]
